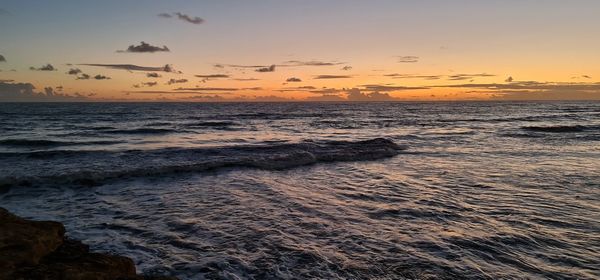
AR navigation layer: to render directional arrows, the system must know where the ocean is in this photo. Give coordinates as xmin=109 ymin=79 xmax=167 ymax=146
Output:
xmin=0 ymin=102 xmax=599 ymax=279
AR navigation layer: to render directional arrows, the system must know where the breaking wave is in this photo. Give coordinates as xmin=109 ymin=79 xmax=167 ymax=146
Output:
xmin=0 ymin=138 xmax=406 ymax=189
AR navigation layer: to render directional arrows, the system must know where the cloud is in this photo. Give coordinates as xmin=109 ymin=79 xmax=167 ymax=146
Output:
xmin=129 ymin=90 xmax=235 ymax=95
xmin=347 ymin=88 xmax=397 ymax=101
xmin=314 ymin=75 xmax=352 ymax=79
xmin=341 ymin=66 xmax=353 ymax=71
xmin=397 ymin=56 xmax=419 ymax=63
xmin=505 ymin=76 xmax=514 ymax=82
xmin=159 ymin=12 xmax=204 ymax=25
xmin=76 ymin=74 xmax=90 ymax=80
xmin=571 ymin=75 xmax=592 ymax=79
xmin=256 ymin=65 xmax=276 ymax=72
xmin=81 ymin=64 xmax=178 ymax=73
xmin=436 ymin=81 xmax=600 ymax=100
xmin=174 ymin=87 xmax=239 ymax=91
xmin=94 ymin=74 xmax=110 ymax=80
xmin=385 ymin=73 xmax=442 ymax=80
xmin=360 ymin=84 xmax=429 ymax=91
xmin=118 ymin=41 xmax=170 ymax=53
xmin=231 ymin=78 xmax=260 ymax=81
xmin=30 ymin=64 xmax=56 ymax=71
xmin=134 ymin=82 xmax=158 ymax=88
xmin=283 ymin=60 xmax=344 ymax=67
xmin=0 ymin=81 xmax=89 ymax=102
xmin=67 ymin=68 xmax=82 ymax=75
xmin=286 ymin=77 xmax=302 ymax=82
xmin=447 ymin=73 xmax=495 ymax=81
xmin=0 ymin=55 xmax=5 ymax=62
xmin=166 ymin=78 xmax=188 ymax=85
xmin=195 ymin=74 xmax=230 ymax=78
xmin=147 ymin=72 xmax=161 ymax=78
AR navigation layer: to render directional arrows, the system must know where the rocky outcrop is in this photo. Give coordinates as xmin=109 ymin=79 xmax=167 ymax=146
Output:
xmin=0 ymin=208 xmax=176 ymax=280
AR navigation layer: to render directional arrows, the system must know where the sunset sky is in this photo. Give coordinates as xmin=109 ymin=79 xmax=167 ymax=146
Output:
xmin=1 ymin=0 xmax=600 ymax=101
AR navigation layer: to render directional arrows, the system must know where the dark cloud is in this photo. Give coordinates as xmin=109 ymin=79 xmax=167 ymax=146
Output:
xmin=118 ymin=41 xmax=170 ymax=53
xmin=30 ymin=64 xmax=56 ymax=71
xmin=314 ymin=75 xmax=352 ymax=79
xmin=256 ymin=65 xmax=276 ymax=72
xmin=397 ymin=56 xmax=419 ymax=63
xmin=195 ymin=74 xmax=230 ymax=78
xmin=347 ymin=88 xmax=397 ymax=101
xmin=505 ymin=76 xmax=514 ymax=83
xmin=283 ymin=60 xmax=344 ymax=67
xmin=286 ymin=77 xmax=302 ymax=82
xmin=305 ymin=94 xmax=346 ymax=102
xmin=309 ymin=88 xmax=346 ymax=94
xmin=159 ymin=12 xmax=204 ymax=24
xmin=341 ymin=66 xmax=353 ymax=71
xmin=94 ymin=74 xmax=110 ymax=80
xmin=67 ymin=68 xmax=82 ymax=75
xmin=81 ymin=64 xmax=178 ymax=73
xmin=360 ymin=84 xmax=429 ymax=91
xmin=130 ymin=90 xmax=234 ymax=95
xmin=0 ymin=81 xmax=89 ymax=102
xmin=166 ymin=78 xmax=188 ymax=85
xmin=0 ymin=55 xmax=5 ymax=62
xmin=76 ymin=74 xmax=90 ymax=80
xmin=436 ymin=81 xmax=600 ymax=100
xmin=174 ymin=87 xmax=239 ymax=91
xmin=147 ymin=72 xmax=161 ymax=78
xmin=385 ymin=73 xmax=442 ymax=80
xmin=447 ymin=73 xmax=495 ymax=81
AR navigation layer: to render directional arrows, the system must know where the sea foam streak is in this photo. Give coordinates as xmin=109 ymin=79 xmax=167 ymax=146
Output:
xmin=0 ymin=138 xmax=405 ymax=189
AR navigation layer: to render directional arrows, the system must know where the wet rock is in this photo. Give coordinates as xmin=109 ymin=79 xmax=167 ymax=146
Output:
xmin=0 ymin=207 xmax=177 ymax=280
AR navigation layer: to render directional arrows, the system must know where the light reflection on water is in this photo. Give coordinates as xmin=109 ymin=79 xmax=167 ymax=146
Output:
xmin=1 ymin=102 xmax=599 ymax=279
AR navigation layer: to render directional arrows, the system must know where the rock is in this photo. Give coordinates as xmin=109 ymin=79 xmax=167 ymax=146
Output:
xmin=0 ymin=208 xmax=176 ymax=280
xmin=0 ymin=207 xmax=65 ymax=270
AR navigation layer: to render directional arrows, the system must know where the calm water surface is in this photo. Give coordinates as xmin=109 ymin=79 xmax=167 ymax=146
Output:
xmin=1 ymin=102 xmax=599 ymax=279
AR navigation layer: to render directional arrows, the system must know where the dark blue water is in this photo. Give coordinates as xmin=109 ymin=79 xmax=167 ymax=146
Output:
xmin=1 ymin=102 xmax=599 ymax=279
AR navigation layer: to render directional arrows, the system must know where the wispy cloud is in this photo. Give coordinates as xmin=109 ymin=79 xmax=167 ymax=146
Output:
xmin=447 ymin=73 xmax=495 ymax=81
xmin=30 ymin=64 xmax=56 ymax=71
xmin=159 ymin=12 xmax=204 ymax=25
xmin=174 ymin=87 xmax=239 ymax=91
xmin=81 ymin=64 xmax=178 ymax=73
xmin=195 ymin=74 xmax=230 ymax=78
xmin=118 ymin=41 xmax=170 ymax=53
xmin=360 ymin=84 xmax=429 ymax=91
xmin=397 ymin=56 xmax=419 ymax=63
xmin=341 ymin=66 xmax=353 ymax=71
xmin=147 ymin=72 xmax=161 ymax=78
xmin=231 ymin=78 xmax=260 ymax=81
xmin=314 ymin=75 xmax=352 ymax=79
xmin=384 ymin=73 xmax=442 ymax=80
xmin=283 ymin=60 xmax=344 ymax=67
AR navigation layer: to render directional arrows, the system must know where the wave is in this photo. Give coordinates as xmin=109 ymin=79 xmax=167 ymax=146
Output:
xmin=103 ymin=128 xmax=183 ymax=135
xmin=521 ymin=125 xmax=588 ymax=133
xmin=0 ymin=139 xmax=123 ymax=148
xmin=0 ymin=138 xmax=406 ymax=189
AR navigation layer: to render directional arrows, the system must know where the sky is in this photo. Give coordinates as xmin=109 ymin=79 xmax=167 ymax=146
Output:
xmin=1 ymin=0 xmax=600 ymax=101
